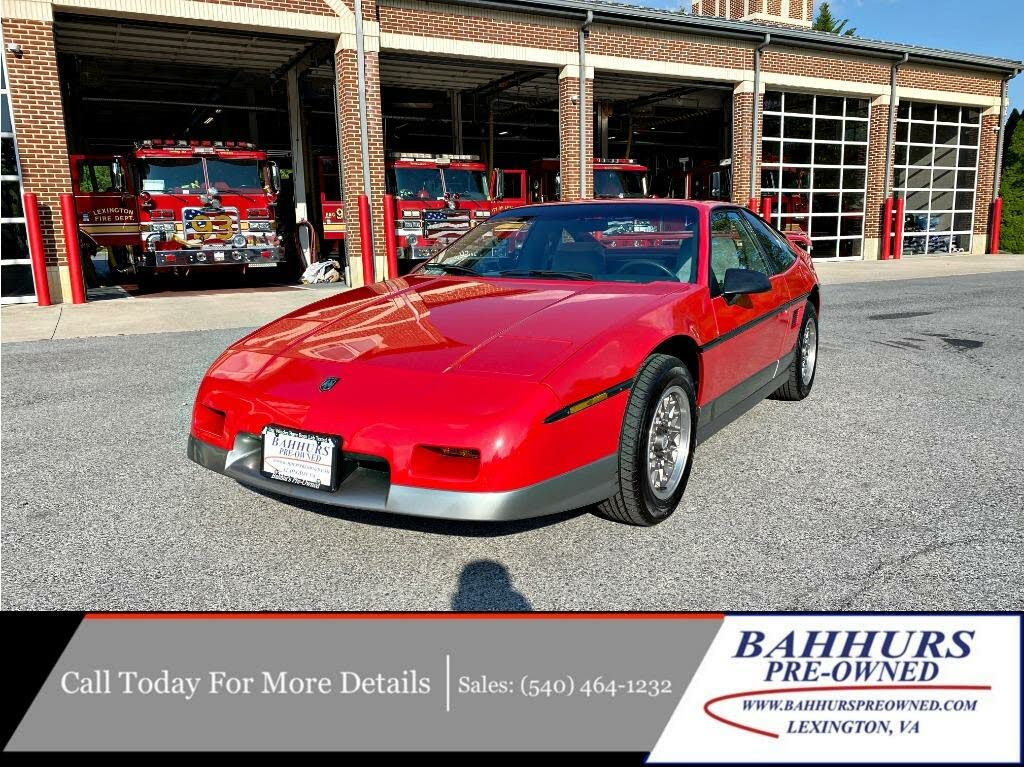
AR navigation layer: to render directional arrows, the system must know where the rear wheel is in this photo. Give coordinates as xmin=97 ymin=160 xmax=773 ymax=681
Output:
xmin=773 ymin=301 xmax=818 ymax=401
xmin=596 ymin=354 xmax=696 ymax=526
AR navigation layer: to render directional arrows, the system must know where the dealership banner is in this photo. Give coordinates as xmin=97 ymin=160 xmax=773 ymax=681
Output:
xmin=3 ymin=613 xmax=1020 ymax=760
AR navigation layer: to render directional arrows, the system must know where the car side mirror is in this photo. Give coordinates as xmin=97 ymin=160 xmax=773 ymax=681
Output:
xmin=710 ymin=171 xmax=722 ymax=200
xmin=268 ymin=162 xmax=281 ymax=195
xmin=493 ymin=169 xmax=505 ymax=200
xmin=722 ymin=267 xmax=770 ymax=304
xmin=111 ymin=159 xmax=125 ymax=193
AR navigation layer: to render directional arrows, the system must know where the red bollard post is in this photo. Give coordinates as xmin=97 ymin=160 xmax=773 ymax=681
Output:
xmin=22 ymin=193 xmax=52 ymax=307
xmin=357 ymin=194 xmax=375 ymax=286
xmin=59 ymin=193 xmax=86 ymax=304
xmin=747 ymin=197 xmax=758 ymax=213
xmin=382 ymin=193 xmax=398 ymax=279
xmin=760 ymin=195 xmax=772 ymax=223
xmin=892 ymin=196 xmax=906 ymax=260
xmin=989 ymin=197 xmax=1003 ymax=254
xmin=880 ymin=196 xmax=894 ymax=260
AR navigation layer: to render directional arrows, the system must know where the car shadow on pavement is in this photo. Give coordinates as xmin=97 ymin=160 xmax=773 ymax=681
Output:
xmin=249 ymin=488 xmax=587 ymax=537
xmin=451 ymin=560 xmax=533 ymax=611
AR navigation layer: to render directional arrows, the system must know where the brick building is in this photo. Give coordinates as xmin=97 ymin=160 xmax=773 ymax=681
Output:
xmin=1 ymin=0 xmax=1020 ymax=303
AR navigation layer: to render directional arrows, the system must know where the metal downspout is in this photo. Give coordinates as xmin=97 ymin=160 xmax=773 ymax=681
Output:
xmin=883 ymin=53 xmax=909 ymax=200
xmin=354 ymin=0 xmax=374 ymax=281
xmin=579 ymin=10 xmax=593 ymax=199
xmin=751 ymin=33 xmax=770 ymax=203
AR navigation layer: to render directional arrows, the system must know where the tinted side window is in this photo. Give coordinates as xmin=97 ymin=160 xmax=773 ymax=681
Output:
xmin=742 ymin=210 xmax=797 ymax=274
xmin=76 ymin=160 xmax=118 ymax=193
xmin=708 ymin=209 xmax=772 ymax=296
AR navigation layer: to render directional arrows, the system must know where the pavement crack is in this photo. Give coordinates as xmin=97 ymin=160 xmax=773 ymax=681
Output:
xmin=792 ymin=536 xmax=1023 ymax=610
xmin=49 ymin=306 xmax=64 ymax=341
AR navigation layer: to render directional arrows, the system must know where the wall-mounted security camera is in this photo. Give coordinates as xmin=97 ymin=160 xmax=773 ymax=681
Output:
xmin=569 ymin=94 xmax=579 ymax=105
xmin=6 ymin=42 xmax=24 ymax=58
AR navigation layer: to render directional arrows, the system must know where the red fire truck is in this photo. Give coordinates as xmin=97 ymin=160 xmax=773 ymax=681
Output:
xmin=316 ymin=153 xmax=528 ymax=270
xmin=527 ymin=157 xmax=650 ymax=202
xmin=71 ymin=139 xmax=285 ymax=282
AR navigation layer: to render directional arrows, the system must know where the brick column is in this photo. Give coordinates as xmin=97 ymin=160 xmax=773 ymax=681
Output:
xmin=863 ymin=95 xmax=892 ymax=261
xmin=973 ymin=110 xmax=1000 ymax=254
xmin=558 ymin=65 xmax=593 ymax=201
xmin=731 ymin=82 xmax=759 ymax=205
xmin=335 ymin=42 xmax=385 ymax=286
xmin=2 ymin=15 xmax=74 ymax=303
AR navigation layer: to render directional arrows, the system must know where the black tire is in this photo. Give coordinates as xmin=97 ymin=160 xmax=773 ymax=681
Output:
xmin=773 ymin=301 xmax=818 ymax=401
xmin=596 ymin=354 xmax=697 ymax=526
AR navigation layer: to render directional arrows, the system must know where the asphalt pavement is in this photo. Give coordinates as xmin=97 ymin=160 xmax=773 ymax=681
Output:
xmin=2 ymin=270 xmax=1022 ymax=610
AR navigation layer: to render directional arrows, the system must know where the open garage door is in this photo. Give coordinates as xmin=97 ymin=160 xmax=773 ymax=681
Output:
xmin=593 ymin=72 xmax=733 ymax=201
xmin=53 ymin=14 xmax=338 ymax=293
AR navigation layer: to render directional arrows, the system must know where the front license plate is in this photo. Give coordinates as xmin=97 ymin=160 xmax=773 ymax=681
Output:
xmin=261 ymin=426 xmax=339 ymax=491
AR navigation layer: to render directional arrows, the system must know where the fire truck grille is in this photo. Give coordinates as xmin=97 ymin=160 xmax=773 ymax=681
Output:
xmin=183 ymin=206 xmax=241 ymax=243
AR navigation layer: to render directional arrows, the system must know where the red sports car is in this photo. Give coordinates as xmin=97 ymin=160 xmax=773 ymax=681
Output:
xmin=188 ymin=201 xmax=819 ymax=526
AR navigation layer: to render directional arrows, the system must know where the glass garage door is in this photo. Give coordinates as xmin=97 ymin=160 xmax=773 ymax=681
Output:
xmin=894 ymin=101 xmax=981 ymax=255
xmin=1 ymin=51 xmax=35 ymax=304
xmin=761 ymin=90 xmax=871 ymax=260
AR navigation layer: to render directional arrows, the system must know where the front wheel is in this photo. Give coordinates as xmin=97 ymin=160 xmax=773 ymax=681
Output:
xmin=596 ymin=354 xmax=696 ymax=526
xmin=772 ymin=301 xmax=818 ymax=401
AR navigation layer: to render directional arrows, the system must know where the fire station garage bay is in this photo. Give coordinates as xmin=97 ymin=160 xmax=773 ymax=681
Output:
xmin=1 ymin=0 xmax=1019 ymax=303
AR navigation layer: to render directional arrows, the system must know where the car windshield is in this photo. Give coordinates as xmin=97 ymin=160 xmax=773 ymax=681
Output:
xmin=594 ymin=170 xmax=645 ymax=199
xmin=442 ymin=168 xmax=488 ymax=200
xmin=140 ymin=158 xmax=204 ymax=194
xmin=422 ymin=203 xmax=700 ymax=284
xmin=206 ymin=159 xmax=263 ymax=191
xmin=390 ymin=167 xmax=444 ymax=200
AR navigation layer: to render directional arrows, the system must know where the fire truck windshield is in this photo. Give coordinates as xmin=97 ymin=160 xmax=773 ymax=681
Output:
xmin=594 ymin=170 xmax=646 ymax=199
xmin=205 ymin=159 xmax=263 ymax=192
xmin=441 ymin=168 xmax=488 ymax=201
xmin=140 ymin=158 xmax=204 ymax=194
xmin=390 ymin=167 xmax=444 ymax=200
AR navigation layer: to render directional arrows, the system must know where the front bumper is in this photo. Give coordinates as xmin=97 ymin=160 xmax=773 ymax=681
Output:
xmin=140 ymin=247 xmax=285 ymax=268
xmin=188 ymin=433 xmax=616 ymax=522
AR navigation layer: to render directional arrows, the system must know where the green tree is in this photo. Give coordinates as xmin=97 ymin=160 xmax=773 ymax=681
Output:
xmin=813 ymin=2 xmax=857 ymax=36
xmin=1003 ymin=108 xmax=1020 ymax=172
xmin=999 ymin=115 xmax=1024 ymax=253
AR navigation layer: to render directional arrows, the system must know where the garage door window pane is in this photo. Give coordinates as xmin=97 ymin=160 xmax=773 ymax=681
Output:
xmin=1 ymin=137 xmax=16 ymax=175
xmin=761 ymin=91 xmax=870 ymax=260
xmin=1 ymin=262 xmax=35 ymax=299
xmin=786 ymin=92 xmax=814 ymax=114
xmin=2 ymin=179 xmax=23 ymax=217
xmin=763 ymin=114 xmax=781 ymax=138
xmin=895 ymin=100 xmax=981 ymax=254
xmin=1 ymin=220 xmax=28 ymax=257
xmin=764 ymin=91 xmax=782 ymax=112
xmin=844 ymin=121 xmax=868 ymax=143
xmin=815 ymin=119 xmax=842 ymax=142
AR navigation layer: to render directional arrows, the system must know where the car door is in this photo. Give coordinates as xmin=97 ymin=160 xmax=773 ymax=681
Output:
xmin=701 ymin=207 xmax=792 ymax=413
xmin=740 ymin=208 xmax=814 ymax=360
xmin=69 ymin=154 xmax=138 ymax=248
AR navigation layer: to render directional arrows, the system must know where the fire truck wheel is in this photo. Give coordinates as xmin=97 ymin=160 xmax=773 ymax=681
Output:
xmin=135 ymin=270 xmax=160 ymax=294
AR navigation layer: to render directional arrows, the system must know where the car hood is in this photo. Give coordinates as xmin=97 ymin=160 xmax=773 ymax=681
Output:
xmin=222 ymin=274 xmax=680 ymax=381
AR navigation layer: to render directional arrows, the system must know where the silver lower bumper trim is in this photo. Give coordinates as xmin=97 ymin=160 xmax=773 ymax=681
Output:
xmin=187 ymin=434 xmax=617 ymax=522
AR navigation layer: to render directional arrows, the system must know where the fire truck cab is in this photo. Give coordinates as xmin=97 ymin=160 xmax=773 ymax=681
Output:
xmin=527 ymin=158 xmax=650 ymax=203
xmin=71 ymin=139 xmax=285 ymax=280
xmin=316 ymin=153 xmax=529 ymax=273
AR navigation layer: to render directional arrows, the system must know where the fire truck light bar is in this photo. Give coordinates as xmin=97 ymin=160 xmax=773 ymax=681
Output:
xmin=387 ymin=152 xmax=480 ymax=162
xmin=139 ymin=139 xmax=256 ymax=149
xmin=595 ymin=158 xmax=637 ymax=164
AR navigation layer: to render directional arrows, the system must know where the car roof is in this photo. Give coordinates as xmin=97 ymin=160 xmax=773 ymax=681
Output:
xmin=495 ymin=199 xmax=726 ymax=216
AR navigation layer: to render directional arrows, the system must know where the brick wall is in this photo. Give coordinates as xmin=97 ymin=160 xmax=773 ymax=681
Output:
xmin=731 ymin=91 xmax=757 ymax=205
xmin=1 ymin=17 xmax=71 ymax=272
xmin=558 ymin=75 xmax=593 ymax=201
xmin=202 ymin=0 xmax=337 ymax=15
xmin=335 ymin=46 xmax=387 ymax=285
xmin=864 ymin=101 xmax=891 ymax=249
xmin=974 ymin=112 xmax=998 ymax=239
xmin=900 ymin=67 xmax=1002 ymax=98
xmin=763 ymin=48 xmax=889 ymax=85
xmin=588 ymin=27 xmax=752 ymax=70
xmin=379 ymin=2 xmax=576 ymax=50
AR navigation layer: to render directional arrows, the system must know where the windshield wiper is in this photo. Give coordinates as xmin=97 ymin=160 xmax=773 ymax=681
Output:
xmin=423 ymin=262 xmax=480 ymax=276
xmin=498 ymin=269 xmax=594 ymax=281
